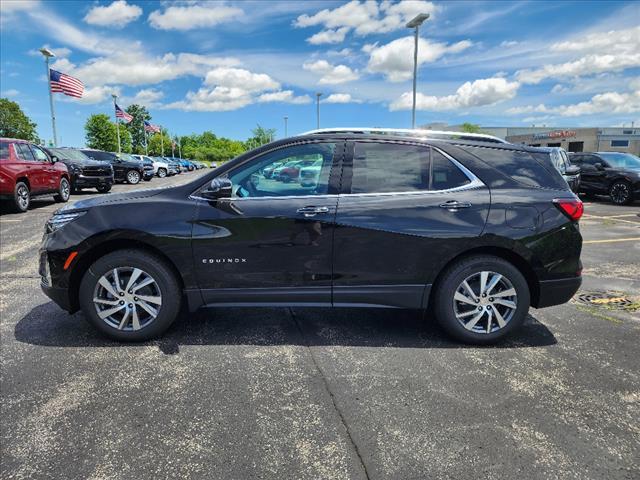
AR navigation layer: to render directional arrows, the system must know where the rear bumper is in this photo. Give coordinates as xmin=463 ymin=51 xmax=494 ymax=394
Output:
xmin=534 ymin=276 xmax=582 ymax=308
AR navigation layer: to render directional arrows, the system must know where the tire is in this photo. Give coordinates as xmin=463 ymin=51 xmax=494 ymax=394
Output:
xmin=78 ymin=249 xmax=182 ymax=342
xmin=609 ymin=180 xmax=633 ymax=205
xmin=54 ymin=177 xmax=70 ymax=203
xmin=157 ymin=168 xmax=167 ymax=178
xmin=96 ymin=184 xmax=111 ymax=194
xmin=432 ymin=255 xmax=530 ymax=345
xmin=13 ymin=181 xmax=30 ymax=213
xmin=126 ymin=170 xmax=141 ymax=185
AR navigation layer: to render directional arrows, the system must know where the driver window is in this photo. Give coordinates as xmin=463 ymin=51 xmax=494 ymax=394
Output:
xmin=228 ymin=143 xmax=336 ymax=198
xmin=31 ymin=146 xmax=50 ymax=162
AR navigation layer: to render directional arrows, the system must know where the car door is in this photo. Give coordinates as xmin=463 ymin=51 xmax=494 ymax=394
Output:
xmin=332 ymin=141 xmax=491 ymax=309
xmin=579 ymin=154 xmax=608 ymax=193
xmin=191 ymin=141 xmax=342 ymax=306
xmin=14 ymin=142 xmax=47 ymax=193
xmin=30 ymin=145 xmax=57 ymax=191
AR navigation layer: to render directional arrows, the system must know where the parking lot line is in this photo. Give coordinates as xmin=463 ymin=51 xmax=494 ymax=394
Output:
xmin=583 ymin=237 xmax=640 ymax=244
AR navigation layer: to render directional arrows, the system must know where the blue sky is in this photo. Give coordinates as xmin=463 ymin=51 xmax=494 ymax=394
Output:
xmin=1 ymin=0 xmax=638 ymax=146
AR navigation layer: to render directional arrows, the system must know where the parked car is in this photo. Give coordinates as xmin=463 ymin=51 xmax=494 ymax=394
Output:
xmin=299 ymin=159 xmax=323 ymax=187
xmin=262 ymin=161 xmax=283 ymax=178
xmin=525 ymin=146 xmax=581 ymax=193
xmin=80 ymin=149 xmax=144 ymax=185
xmin=210 ymin=162 xmax=218 ymax=169
xmin=133 ymin=155 xmax=171 ymax=178
xmin=1 ymin=138 xmax=71 ymax=212
xmin=45 ymin=147 xmax=113 ymax=193
xmin=163 ymin=157 xmax=183 ymax=174
xmin=153 ymin=156 xmax=178 ymax=176
xmin=40 ymin=129 xmax=583 ymax=344
xmin=569 ymin=152 xmax=640 ymax=205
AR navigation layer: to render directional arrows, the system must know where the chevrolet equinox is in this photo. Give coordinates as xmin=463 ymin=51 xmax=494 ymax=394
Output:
xmin=40 ymin=129 xmax=583 ymax=344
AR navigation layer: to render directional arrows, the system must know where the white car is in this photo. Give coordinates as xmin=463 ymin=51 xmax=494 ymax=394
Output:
xmin=299 ymin=159 xmax=323 ymax=187
xmin=133 ymin=155 xmax=170 ymax=178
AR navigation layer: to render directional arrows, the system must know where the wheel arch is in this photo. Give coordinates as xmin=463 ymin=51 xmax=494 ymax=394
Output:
xmin=427 ymin=246 xmax=540 ymax=310
xmin=67 ymin=238 xmax=185 ymax=312
xmin=16 ymin=176 xmax=30 ymax=189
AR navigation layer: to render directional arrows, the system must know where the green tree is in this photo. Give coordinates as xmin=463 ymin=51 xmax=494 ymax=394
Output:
xmin=147 ymin=131 xmax=172 ymax=156
xmin=245 ymin=124 xmax=276 ymax=149
xmin=85 ymin=114 xmax=117 ymax=151
xmin=460 ymin=122 xmax=481 ymax=133
xmin=0 ymin=98 xmax=39 ymax=141
xmin=124 ymin=104 xmax=151 ymax=154
xmin=118 ymin=123 xmax=132 ymax=153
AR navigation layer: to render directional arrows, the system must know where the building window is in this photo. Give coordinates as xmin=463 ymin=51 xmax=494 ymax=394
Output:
xmin=622 ymin=130 xmax=633 ymax=135
xmin=611 ymin=140 xmax=629 ymax=147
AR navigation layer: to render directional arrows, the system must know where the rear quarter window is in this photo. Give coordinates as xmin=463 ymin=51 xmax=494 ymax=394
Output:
xmin=0 ymin=142 xmax=9 ymax=160
xmin=467 ymin=146 xmax=564 ymax=189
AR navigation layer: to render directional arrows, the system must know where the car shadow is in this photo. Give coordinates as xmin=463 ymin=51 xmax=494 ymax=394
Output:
xmin=14 ymin=302 xmax=557 ymax=352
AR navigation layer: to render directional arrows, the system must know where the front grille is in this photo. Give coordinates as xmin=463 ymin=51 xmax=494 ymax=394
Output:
xmin=83 ymin=166 xmax=111 ymax=177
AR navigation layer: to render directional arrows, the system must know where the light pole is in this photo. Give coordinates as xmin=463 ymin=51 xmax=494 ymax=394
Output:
xmin=284 ymin=116 xmax=288 ymax=137
xmin=315 ymin=93 xmax=322 ymax=129
xmin=39 ymin=48 xmax=57 ymax=146
xmin=112 ymin=94 xmax=121 ymax=154
xmin=406 ymin=13 xmax=430 ymax=129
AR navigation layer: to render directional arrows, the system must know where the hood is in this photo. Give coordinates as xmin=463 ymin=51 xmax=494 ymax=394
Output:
xmin=58 ymin=188 xmax=164 ymax=213
xmin=62 ymin=158 xmax=111 ymax=168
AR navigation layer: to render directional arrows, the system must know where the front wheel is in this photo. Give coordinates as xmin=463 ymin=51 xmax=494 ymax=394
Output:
xmin=96 ymin=184 xmax=111 ymax=194
xmin=609 ymin=180 xmax=633 ymax=205
xmin=54 ymin=177 xmax=70 ymax=202
xmin=126 ymin=170 xmax=141 ymax=185
xmin=157 ymin=168 xmax=167 ymax=178
xmin=78 ymin=249 xmax=182 ymax=341
xmin=432 ymin=255 xmax=530 ymax=344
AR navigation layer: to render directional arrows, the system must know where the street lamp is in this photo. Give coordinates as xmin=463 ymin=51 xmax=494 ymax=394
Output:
xmin=284 ymin=116 xmax=288 ymax=137
xmin=315 ymin=93 xmax=322 ymax=129
xmin=406 ymin=13 xmax=430 ymax=129
xmin=111 ymin=93 xmax=121 ymax=154
xmin=39 ymin=48 xmax=57 ymax=146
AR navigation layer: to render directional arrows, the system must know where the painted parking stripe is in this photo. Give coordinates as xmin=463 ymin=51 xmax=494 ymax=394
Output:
xmin=583 ymin=237 xmax=640 ymax=244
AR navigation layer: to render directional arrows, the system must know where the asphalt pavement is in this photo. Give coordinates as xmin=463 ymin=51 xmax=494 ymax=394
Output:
xmin=1 ymin=173 xmax=638 ymax=480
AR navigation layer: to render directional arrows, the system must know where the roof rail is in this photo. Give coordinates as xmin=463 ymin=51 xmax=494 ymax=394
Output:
xmin=300 ymin=127 xmax=508 ymax=144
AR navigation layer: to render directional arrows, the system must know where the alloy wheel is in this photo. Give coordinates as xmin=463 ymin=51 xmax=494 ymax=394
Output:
xmin=92 ymin=267 xmax=162 ymax=331
xmin=610 ymin=182 xmax=630 ymax=205
xmin=158 ymin=168 xmax=167 ymax=178
xmin=60 ymin=178 xmax=70 ymax=200
xmin=127 ymin=171 xmax=140 ymax=184
xmin=452 ymin=271 xmax=517 ymax=334
xmin=17 ymin=185 xmax=29 ymax=210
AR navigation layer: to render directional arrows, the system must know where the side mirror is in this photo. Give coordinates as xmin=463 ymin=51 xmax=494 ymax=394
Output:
xmin=50 ymin=155 xmax=59 ymax=163
xmin=565 ymin=165 xmax=580 ymax=175
xmin=594 ymin=162 xmax=604 ymax=171
xmin=201 ymin=177 xmax=233 ymax=200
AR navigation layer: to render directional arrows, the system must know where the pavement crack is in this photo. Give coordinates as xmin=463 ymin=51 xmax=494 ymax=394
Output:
xmin=288 ymin=307 xmax=371 ymax=480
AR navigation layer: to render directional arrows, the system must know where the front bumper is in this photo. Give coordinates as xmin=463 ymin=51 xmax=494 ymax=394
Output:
xmin=535 ymin=276 xmax=582 ymax=308
xmin=39 ymin=249 xmax=74 ymax=312
xmin=73 ymin=173 xmax=113 ymax=188
xmin=143 ymin=169 xmax=154 ymax=180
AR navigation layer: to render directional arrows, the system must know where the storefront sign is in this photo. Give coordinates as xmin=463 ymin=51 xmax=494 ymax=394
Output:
xmin=533 ymin=130 xmax=577 ymax=140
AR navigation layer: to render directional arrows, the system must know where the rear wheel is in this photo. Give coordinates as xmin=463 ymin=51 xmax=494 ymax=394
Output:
xmin=609 ymin=180 xmax=633 ymax=205
xmin=13 ymin=181 xmax=30 ymax=212
xmin=433 ymin=255 xmax=530 ymax=344
xmin=157 ymin=168 xmax=167 ymax=178
xmin=54 ymin=177 xmax=70 ymax=202
xmin=79 ymin=249 xmax=181 ymax=341
xmin=126 ymin=170 xmax=141 ymax=184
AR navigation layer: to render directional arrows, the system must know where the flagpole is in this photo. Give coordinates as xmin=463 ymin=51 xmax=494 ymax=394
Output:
xmin=40 ymin=49 xmax=58 ymax=147
xmin=177 ymin=137 xmax=182 ymax=159
xmin=143 ymin=127 xmax=148 ymax=156
xmin=160 ymin=127 xmax=164 ymax=157
xmin=112 ymin=94 xmax=121 ymax=154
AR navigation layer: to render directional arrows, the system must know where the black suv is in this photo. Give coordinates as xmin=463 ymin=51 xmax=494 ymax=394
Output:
xmin=40 ymin=130 xmax=583 ymax=344
xmin=45 ymin=147 xmax=113 ymax=193
xmin=80 ymin=149 xmax=144 ymax=185
xmin=569 ymin=152 xmax=640 ymax=205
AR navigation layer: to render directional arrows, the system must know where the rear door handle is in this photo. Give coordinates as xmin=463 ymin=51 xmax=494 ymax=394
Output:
xmin=296 ymin=206 xmax=330 ymax=217
xmin=439 ymin=200 xmax=472 ymax=210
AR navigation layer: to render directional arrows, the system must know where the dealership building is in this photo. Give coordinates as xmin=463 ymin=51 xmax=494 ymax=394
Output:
xmin=422 ymin=124 xmax=640 ymax=155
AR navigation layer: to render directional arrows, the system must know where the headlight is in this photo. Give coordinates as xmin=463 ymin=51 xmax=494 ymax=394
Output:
xmin=46 ymin=211 xmax=86 ymax=233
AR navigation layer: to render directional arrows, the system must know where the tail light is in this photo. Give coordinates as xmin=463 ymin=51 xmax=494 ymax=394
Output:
xmin=554 ymin=198 xmax=583 ymax=221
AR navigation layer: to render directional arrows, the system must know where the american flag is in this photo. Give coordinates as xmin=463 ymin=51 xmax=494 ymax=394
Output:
xmin=115 ymin=104 xmax=133 ymax=123
xmin=144 ymin=121 xmax=160 ymax=133
xmin=49 ymin=69 xmax=84 ymax=98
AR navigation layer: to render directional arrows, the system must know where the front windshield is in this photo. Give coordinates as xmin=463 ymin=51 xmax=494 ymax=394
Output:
xmin=598 ymin=152 xmax=640 ymax=169
xmin=49 ymin=148 xmax=91 ymax=162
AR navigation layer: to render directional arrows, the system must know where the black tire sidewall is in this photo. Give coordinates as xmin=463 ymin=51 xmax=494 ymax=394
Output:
xmin=79 ymin=250 xmax=181 ymax=341
xmin=14 ymin=181 xmax=29 ymax=212
xmin=97 ymin=185 xmax=111 ymax=193
xmin=433 ymin=255 xmax=530 ymax=344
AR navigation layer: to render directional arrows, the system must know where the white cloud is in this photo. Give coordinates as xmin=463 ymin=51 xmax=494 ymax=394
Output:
xmin=324 ymin=93 xmax=360 ymax=104
xmin=0 ymin=0 xmax=40 ymax=12
xmin=72 ymin=85 xmax=121 ymax=105
xmin=390 ymin=77 xmax=520 ymax=111
xmin=258 ymin=90 xmax=311 ymax=104
xmin=148 ymin=2 xmax=242 ymax=31
xmin=84 ymin=1 xmax=142 ymax=28
xmin=551 ymin=26 xmax=639 ymax=53
xmin=500 ymin=40 xmax=519 ymax=47
xmin=508 ymin=89 xmax=640 ymax=117
xmin=205 ymin=67 xmax=280 ymax=92
xmin=302 ymin=60 xmax=359 ymax=84
xmin=121 ymin=88 xmax=164 ymax=108
xmin=166 ymin=87 xmax=253 ymax=112
xmin=2 ymin=89 xmax=20 ymax=98
xmin=294 ymin=0 xmax=438 ymax=44
xmin=52 ymin=52 xmax=239 ymax=87
xmin=367 ymin=36 xmax=473 ymax=82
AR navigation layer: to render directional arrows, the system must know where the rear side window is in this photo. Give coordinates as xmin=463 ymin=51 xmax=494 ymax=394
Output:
xmin=467 ymin=146 xmax=561 ymax=189
xmin=0 ymin=142 xmax=9 ymax=160
xmin=431 ymin=150 xmax=471 ymax=190
xmin=15 ymin=143 xmax=36 ymax=161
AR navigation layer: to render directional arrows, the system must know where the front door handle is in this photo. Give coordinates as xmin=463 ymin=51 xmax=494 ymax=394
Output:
xmin=297 ymin=206 xmax=330 ymax=217
xmin=439 ymin=200 xmax=472 ymax=210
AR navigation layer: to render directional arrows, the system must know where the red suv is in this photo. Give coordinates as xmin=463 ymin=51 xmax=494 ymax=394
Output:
xmin=0 ymin=138 xmax=71 ymax=212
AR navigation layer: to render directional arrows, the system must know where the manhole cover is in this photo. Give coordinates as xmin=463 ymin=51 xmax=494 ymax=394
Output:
xmin=575 ymin=291 xmax=640 ymax=312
